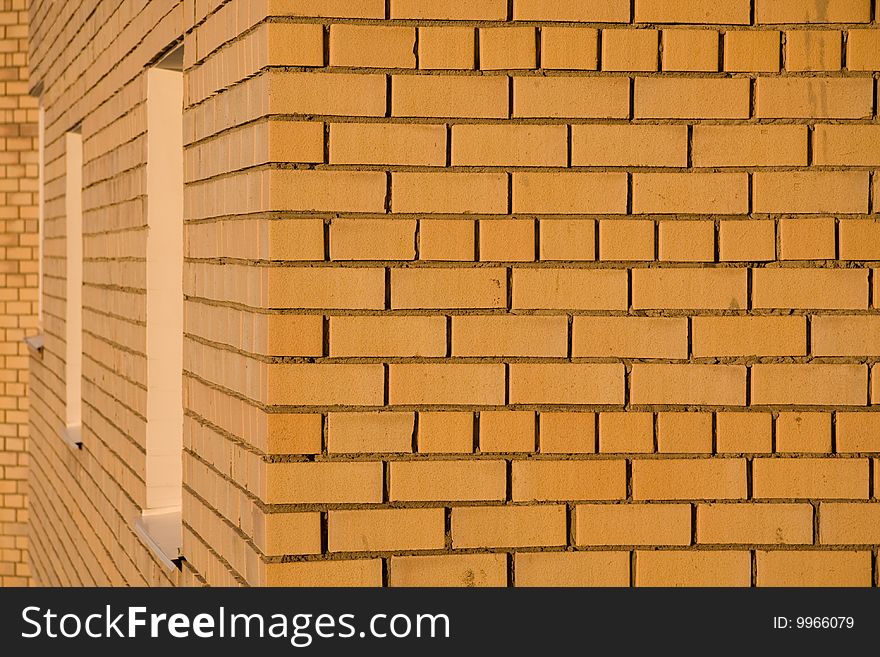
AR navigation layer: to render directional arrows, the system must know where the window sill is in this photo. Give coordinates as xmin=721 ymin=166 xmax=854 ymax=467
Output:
xmin=61 ymin=424 xmax=83 ymax=449
xmin=134 ymin=507 xmax=182 ymax=571
xmin=23 ymin=334 xmax=44 ymax=359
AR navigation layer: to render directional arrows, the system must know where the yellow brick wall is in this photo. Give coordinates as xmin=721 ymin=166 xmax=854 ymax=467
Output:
xmin=19 ymin=0 xmax=880 ymax=587
xmin=0 ymin=0 xmax=36 ymax=587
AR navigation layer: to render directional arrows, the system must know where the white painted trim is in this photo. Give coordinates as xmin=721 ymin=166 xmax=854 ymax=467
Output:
xmin=61 ymin=424 xmax=82 ymax=449
xmin=134 ymin=507 xmax=182 ymax=571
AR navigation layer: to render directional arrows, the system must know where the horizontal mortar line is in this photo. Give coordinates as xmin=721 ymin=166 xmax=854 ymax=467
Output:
xmin=266 ymin=64 xmax=876 ymax=79
xmin=257 ymin=16 xmax=880 ymax=29
xmin=250 ymin=114 xmax=880 ymax=126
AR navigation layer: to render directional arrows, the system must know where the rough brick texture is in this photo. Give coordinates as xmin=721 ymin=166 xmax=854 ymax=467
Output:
xmin=0 ymin=0 xmax=35 ymax=587
xmin=12 ymin=0 xmax=880 ymax=589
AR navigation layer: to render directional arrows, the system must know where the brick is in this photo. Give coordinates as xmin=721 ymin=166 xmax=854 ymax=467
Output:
xmin=633 ymin=173 xmax=748 ymax=214
xmin=330 ymin=316 xmax=446 ymax=357
xmin=840 ymin=219 xmax=880 ymax=260
xmin=757 ymin=551 xmax=871 ymax=587
xmin=513 ymin=268 xmax=628 ymax=310
xmin=599 ymin=219 xmax=654 ymax=261
xmin=330 ymin=123 xmax=446 ymax=166
xmin=388 ymin=364 xmax=505 ymax=405
xmin=330 ymin=25 xmax=415 ymax=68
xmin=692 ymin=125 xmax=807 ymax=167
xmin=599 ymin=412 xmax=654 ymax=453
xmin=539 ymin=412 xmax=596 ymax=454
xmin=691 ymin=316 xmax=807 ymax=357
xmin=836 ymin=412 xmax=880 ymax=453
xmin=392 ymin=172 xmax=507 ymax=214
xmin=633 ymin=458 xmax=747 ymax=500
xmin=601 ymin=29 xmax=659 ymax=71
xmin=266 ymin=314 xmax=324 ymax=356
xmin=266 ymin=560 xmax=382 ymax=587
xmin=514 ymin=172 xmax=628 ymax=214
xmin=659 ymin=221 xmax=714 ymax=262
xmin=662 ymin=29 xmax=718 ymax=71
xmin=330 ymin=219 xmax=416 ymax=260
xmin=724 ymin=30 xmax=780 ymax=72
xmin=716 ymin=412 xmax=773 ymax=454
xmin=452 ymin=505 xmax=567 ymax=548
xmin=631 ymin=364 xmax=746 ymax=406
xmin=786 ymin=30 xmax=841 ymax=71
xmin=573 ymin=316 xmax=688 ymax=359
xmin=515 ymin=552 xmax=630 ymax=587
xmin=813 ymin=316 xmax=880 ymax=357
xmin=636 ymin=0 xmax=750 ymax=23
xmin=814 ymin=125 xmax=880 ymax=166
xmin=266 ymin=121 xmax=324 ymax=164
xmin=265 ymin=462 xmax=383 ymax=504
xmin=270 ymin=170 xmax=386 ymax=213
xmin=635 ymin=78 xmax=749 ymax=119
xmin=539 ymin=219 xmax=596 ymax=261
xmin=391 ymin=267 xmax=507 ymax=309
xmin=267 ymin=218 xmax=325 ymax=259
xmin=636 ymin=551 xmax=751 ymax=587
xmin=509 ymin=364 xmax=625 ymax=405
xmin=751 ymin=364 xmax=868 ymax=406
xmin=329 ymin=508 xmax=444 ymax=552
xmin=277 ymin=1 xmax=385 ymax=18
xmin=269 ymin=72 xmax=386 ymax=116
xmin=267 ymin=364 xmax=384 ymax=405
xmin=254 ymin=512 xmax=321 ymax=556
xmin=327 ymin=412 xmax=414 ymax=454
xmin=719 ymin=221 xmax=776 ymax=262
xmin=392 ymin=75 xmax=508 ymax=118
xmin=753 ymin=458 xmax=869 ymax=499
xmin=418 ymin=412 xmax=473 ymax=453
xmin=755 ymin=0 xmax=871 ymax=23
xmin=513 ymin=0 xmax=631 ymax=21
xmin=776 ymin=412 xmax=832 ymax=454
xmin=479 ymin=27 xmax=535 ymax=70
xmin=512 ymin=460 xmax=626 ymax=501
xmin=778 ymin=217 xmax=836 ymax=260
xmin=513 ymin=77 xmax=629 ymax=118
xmin=571 ymin=125 xmax=687 ymax=167
xmin=453 ymin=124 xmax=567 ymax=167
xmin=419 ymin=220 xmax=474 ymax=261
xmin=390 ymin=460 xmax=506 ymax=501
xmin=266 ymin=414 xmax=324 ymax=455
xmin=479 ymin=410 xmax=535 ymax=453
xmin=752 ymin=268 xmax=868 ymax=310
xmin=418 ymin=27 xmax=475 ymax=70
xmin=631 ymin=268 xmax=748 ymax=311
xmin=452 ymin=315 xmax=568 ymax=357
xmin=390 ymin=0 xmax=507 ymax=19
xmin=847 ymin=29 xmax=880 ymax=70
xmin=480 ymin=220 xmax=535 ymax=262
xmin=820 ymin=503 xmax=880 ymax=544
xmin=755 ymin=78 xmax=873 ymax=118
xmin=697 ymin=504 xmax=813 ymax=544
xmin=576 ymin=503 xmax=691 ymax=546
xmin=268 ymin=267 xmax=387 ymax=310
xmin=657 ymin=412 xmax=713 ymax=454
xmin=390 ymin=554 xmax=507 ymax=587
xmin=541 ymin=27 xmax=598 ymax=70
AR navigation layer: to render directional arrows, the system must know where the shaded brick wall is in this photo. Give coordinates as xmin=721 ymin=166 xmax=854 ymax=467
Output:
xmin=0 ymin=0 xmax=36 ymax=587
xmin=20 ymin=0 xmax=880 ymax=587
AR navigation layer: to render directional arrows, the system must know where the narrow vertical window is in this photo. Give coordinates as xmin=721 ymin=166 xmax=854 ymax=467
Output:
xmin=136 ymin=45 xmax=184 ymax=567
xmin=63 ymin=128 xmax=83 ymax=447
xmin=37 ymin=106 xmax=44 ymax=330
